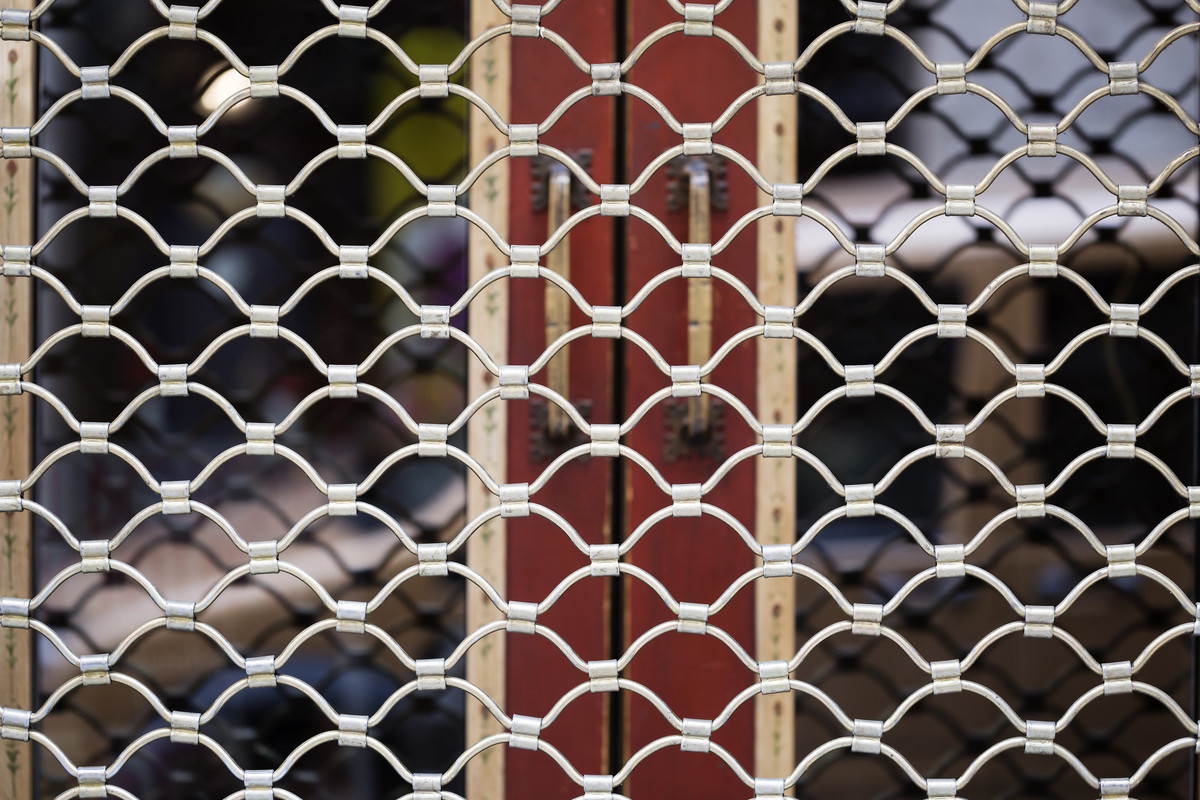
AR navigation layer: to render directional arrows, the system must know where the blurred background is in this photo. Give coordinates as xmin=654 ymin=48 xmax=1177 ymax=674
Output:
xmin=28 ymin=1 xmax=1199 ymax=798
xmin=788 ymin=1 xmax=1198 ymax=797
xmin=34 ymin=2 xmax=471 ymax=797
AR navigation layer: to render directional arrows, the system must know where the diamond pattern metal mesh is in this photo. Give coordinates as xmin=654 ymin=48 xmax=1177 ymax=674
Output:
xmin=0 ymin=1 xmax=1196 ymax=799
xmin=790 ymin=2 xmax=1198 ymax=797
xmin=21 ymin=3 xmax=471 ymax=798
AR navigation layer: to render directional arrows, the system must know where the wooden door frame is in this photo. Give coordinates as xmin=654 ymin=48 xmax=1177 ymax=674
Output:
xmin=1 ymin=2 xmax=36 ymax=796
xmin=467 ymin=1 xmax=798 ymax=794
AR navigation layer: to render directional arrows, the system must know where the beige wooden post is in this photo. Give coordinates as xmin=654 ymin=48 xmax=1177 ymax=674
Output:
xmin=755 ymin=0 xmax=798 ymax=788
xmin=465 ymin=2 xmax=510 ymax=798
xmin=0 ymin=2 xmax=35 ymax=798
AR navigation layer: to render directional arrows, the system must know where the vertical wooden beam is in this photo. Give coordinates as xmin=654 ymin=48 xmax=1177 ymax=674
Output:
xmin=466 ymin=3 xmax=511 ymax=797
xmin=754 ymin=0 xmax=797 ymax=788
xmin=0 ymin=2 xmax=35 ymax=798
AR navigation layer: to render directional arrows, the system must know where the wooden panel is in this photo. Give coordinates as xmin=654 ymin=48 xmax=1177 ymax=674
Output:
xmin=621 ymin=4 xmax=761 ymax=796
xmin=466 ymin=2 xmax=512 ymax=798
xmin=754 ymin=0 xmax=797 ymax=788
xmin=507 ymin=4 xmax=618 ymax=797
xmin=0 ymin=2 xmax=35 ymax=798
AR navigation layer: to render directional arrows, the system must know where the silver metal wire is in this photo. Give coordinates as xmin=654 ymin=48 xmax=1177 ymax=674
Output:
xmin=1 ymin=0 xmax=1198 ymax=798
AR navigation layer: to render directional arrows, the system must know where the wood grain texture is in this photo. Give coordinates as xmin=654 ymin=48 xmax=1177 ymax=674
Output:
xmin=754 ymin=0 xmax=797 ymax=789
xmin=466 ymin=3 xmax=512 ymax=797
xmin=0 ymin=2 xmax=34 ymax=797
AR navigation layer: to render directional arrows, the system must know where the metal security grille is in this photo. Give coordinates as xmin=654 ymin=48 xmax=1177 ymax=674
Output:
xmin=787 ymin=3 xmax=1199 ymax=798
xmin=6 ymin=3 xmax=476 ymax=798
xmin=0 ymin=2 xmax=1197 ymax=800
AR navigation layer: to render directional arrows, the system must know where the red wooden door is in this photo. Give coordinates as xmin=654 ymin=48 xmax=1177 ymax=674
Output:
xmin=507 ymin=3 xmax=618 ymax=796
xmin=620 ymin=4 xmax=761 ymax=797
xmin=505 ymin=2 xmax=775 ymax=795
